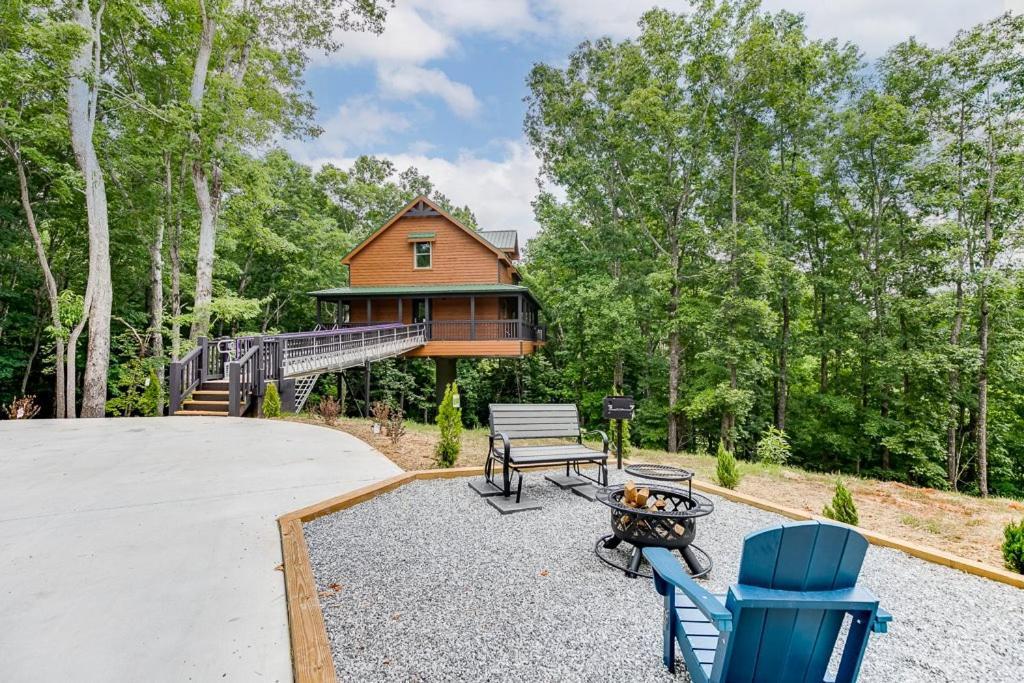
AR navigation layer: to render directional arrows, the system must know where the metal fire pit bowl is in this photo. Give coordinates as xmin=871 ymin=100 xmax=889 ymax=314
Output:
xmin=595 ymin=484 xmax=713 ymax=579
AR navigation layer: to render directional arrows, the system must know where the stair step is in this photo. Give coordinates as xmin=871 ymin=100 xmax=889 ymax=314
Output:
xmin=183 ymin=399 xmax=229 ymax=410
xmin=200 ymin=380 xmax=229 ymax=390
xmin=192 ymin=390 xmax=229 ymax=400
xmin=174 ymin=409 xmax=229 ymax=416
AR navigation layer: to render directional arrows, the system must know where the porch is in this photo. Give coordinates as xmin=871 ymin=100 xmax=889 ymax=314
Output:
xmin=310 ymin=284 xmax=546 ymax=350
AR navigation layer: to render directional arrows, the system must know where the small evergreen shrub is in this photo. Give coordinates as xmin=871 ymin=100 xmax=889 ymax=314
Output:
xmin=434 ymin=382 xmax=462 ymax=467
xmin=716 ymin=441 xmax=741 ymax=489
xmin=756 ymin=426 xmax=790 ymax=465
xmin=1003 ymin=518 xmax=1024 ymax=574
xmin=140 ymin=368 xmax=164 ymax=417
xmin=823 ymin=478 xmax=859 ymax=526
xmin=262 ymin=382 xmax=281 ymax=418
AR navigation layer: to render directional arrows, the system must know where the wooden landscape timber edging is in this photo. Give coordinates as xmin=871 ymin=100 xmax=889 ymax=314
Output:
xmin=688 ymin=478 xmax=1024 ymax=590
xmin=277 ymin=467 xmax=485 ymax=683
xmin=278 ymin=462 xmax=1023 ymax=682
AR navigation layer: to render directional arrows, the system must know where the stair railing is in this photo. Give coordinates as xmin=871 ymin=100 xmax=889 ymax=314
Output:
xmin=168 ymin=338 xmax=207 ymax=414
xmin=228 ymin=338 xmax=262 ymax=417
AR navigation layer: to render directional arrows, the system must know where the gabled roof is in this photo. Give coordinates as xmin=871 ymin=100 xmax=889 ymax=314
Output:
xmin=479 ymin=230 xmax=519 ymax=253
xmin=340 ymin=195 xmax=514 ymax=267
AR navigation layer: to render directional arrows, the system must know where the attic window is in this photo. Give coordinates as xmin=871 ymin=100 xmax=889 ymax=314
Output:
xmin=414 ymin=241 xmax=432 ymax=269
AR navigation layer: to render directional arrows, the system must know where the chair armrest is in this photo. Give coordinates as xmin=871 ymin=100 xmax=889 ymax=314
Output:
xmin=644 ymin=547 xmax=733 ymax=632
xmin=581 ymin=429 xmax=609 ymax=454
xmin=728 ymin=584 xmax=886 ymax=613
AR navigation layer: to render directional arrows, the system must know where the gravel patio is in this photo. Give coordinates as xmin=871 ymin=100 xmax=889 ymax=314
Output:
xmin=304 ymin=471 xmax=1024 ymax=682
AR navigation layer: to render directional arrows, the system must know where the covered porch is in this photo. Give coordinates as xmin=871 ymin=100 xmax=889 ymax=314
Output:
xmin=309 ymin=284 xmax=545 ymax=345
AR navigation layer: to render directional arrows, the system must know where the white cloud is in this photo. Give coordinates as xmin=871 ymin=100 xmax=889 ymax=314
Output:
xmin=316 ymin=5 xmax=453 ymax=66
xmin=287 ymin=96 xmax=411 ymax=162
xmin=378 ymin=64 xmax=481 ymax=118
xmin=306 ymin=139 xmax=543 ymax=239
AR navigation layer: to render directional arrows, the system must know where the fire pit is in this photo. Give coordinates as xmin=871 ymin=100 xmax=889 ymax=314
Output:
xmin=595 ymin=483 xmax=713 ymax=579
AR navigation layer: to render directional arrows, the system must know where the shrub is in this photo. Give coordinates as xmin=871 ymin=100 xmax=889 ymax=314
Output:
xmin=315 ymin=396 xmax=341 ymax=425
xmin=3 ymin=395 xmax=40 ymax=420
xmin=139 ymin=368 xmax=164 ymax=417
xmin=262 ymin=382 xmax=281 ymax=418
xmin=715 ymin=441 xmax=741 ymax=489
xmin=823 ymin=478 xmax=859 ymax=526
xmin=1003 ymin=518 xmax=1024 ymax=574
xmin=756 ymin=426 xmax=790 ymax=465
xmin=386 ymin=406 xmax=407 ymax=446
xmin=370 ymin=400 xmax=390 ymax=432
xmin=434 ymin=382 xmax=462 ymax=467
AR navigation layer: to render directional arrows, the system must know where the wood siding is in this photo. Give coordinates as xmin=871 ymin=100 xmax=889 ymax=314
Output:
xmin=348 ymin=215 xmax=514 ymax=286
xmin=348 ymin=296 xmax=509 ymax=324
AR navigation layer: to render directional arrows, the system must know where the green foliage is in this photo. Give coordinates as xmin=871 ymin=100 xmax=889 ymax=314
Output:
xmin=1002 ymin=519 xmax=1024 ymax=574
xmin=823 ymin=479 xmax=860 ymax=526
xmin=140 ymin=368 xmax=164 ymax=417
xmin=756 ymin=427 xmax=790 ymax=466
xmin=262 ymin=382 xmax=281 ymax=418
xmin=716 ymin=441 xmax=741 ymax=490
xmin=106 ymin=359 xmax=162 ymax=417
xmin=434 ymin=382 xmax=462 ymax=468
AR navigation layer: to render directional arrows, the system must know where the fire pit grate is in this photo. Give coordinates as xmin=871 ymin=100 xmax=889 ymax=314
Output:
xmin=595 ymin=483 xmax=713 ymax=579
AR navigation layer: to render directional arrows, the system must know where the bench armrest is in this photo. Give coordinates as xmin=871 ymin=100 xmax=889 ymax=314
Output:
xmin=490 ymin=432 xmax=512 ymax=461
xmin=580 ymin=429 xmax=609 ymax=454
xmin=644 ymin=547 xmax=733 ymax=632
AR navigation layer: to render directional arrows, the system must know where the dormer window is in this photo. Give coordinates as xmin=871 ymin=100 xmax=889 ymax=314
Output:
xmin=414 ymin=241 xmax=432 ymax=269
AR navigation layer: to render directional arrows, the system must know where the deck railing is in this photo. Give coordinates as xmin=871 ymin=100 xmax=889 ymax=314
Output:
xmin=168 ymin=319 xmax=544 ymax=416
xmin=333 ymin=319 xmax=545 ymax=342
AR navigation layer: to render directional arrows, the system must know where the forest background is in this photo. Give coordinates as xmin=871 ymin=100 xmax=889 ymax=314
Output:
xmin=2 ymin=0 xmax=1023 ymax=498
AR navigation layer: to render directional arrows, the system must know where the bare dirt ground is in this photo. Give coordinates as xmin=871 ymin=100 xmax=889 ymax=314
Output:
xmin=289 ymin=415 xmax=1023 ymax=568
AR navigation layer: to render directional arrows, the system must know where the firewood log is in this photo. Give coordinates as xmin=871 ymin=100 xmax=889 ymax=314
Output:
xmin=624 ymin=481 xmax=637 ymax=506
xmin=635 ymin=488 xmax=650 ymax=507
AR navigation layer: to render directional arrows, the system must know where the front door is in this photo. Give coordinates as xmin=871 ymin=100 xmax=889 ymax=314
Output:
xmin=412 ymin=299 xmax=430 ymax=323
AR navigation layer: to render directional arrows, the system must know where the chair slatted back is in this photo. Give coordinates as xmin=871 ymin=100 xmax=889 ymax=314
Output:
xmin=719 ymin=521 xmax=869 ymax=683
xmin=489 ymin=404 xmax=581 ymax=440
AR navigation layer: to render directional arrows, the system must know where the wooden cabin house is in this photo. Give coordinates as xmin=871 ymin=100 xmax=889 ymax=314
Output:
xmin=310 ymin=196 xmax=544 ymax=398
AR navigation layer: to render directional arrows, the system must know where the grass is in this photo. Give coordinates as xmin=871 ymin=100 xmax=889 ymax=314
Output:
xmin=289 ymin=413 xmax=1024 ymax=569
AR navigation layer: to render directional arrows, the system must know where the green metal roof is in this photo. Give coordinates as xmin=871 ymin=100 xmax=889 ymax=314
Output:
xmin=309 ymin=283 xmax=534 ymax=298
xmin=478 ymin=230 xmax=519 ymax=251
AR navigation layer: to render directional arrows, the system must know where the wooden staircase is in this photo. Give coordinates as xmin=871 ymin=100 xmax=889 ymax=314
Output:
xmin=174 ymin=379 xmax=230 ymax=416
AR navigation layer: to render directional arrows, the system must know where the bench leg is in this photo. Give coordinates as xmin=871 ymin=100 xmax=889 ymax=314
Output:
xmin=515 ymin=473 xmax=524 ymax=504
xmin=503 ymin=460 xmax=511 ymax=497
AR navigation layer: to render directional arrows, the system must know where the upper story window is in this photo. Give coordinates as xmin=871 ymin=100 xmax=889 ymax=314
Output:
xmin=414 ymin=241 xmax=432 ymax=269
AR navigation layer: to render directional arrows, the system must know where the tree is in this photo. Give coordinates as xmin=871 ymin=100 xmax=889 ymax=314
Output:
xmin=186 ymin=0 xmax=391 ymax=339
xmin=66 ymin=0 xmax=113 ymax=417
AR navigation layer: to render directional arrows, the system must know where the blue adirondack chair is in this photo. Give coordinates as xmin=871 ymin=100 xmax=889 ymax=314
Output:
xmin=644 ymin=520 xmax=892 ymax=683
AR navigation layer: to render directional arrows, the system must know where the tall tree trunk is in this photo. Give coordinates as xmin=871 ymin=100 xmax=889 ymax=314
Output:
xmin=7 ymin=141 xmax=66 ymax=417
xmin=776 ymin=291 xmax=789 ymax=431
xmin=170 ymin=167 xmax=183 ymax=360
xmin=946 ymin=278 xmax=964 ymax=489
xmin=189 ymin=1 xmax=217 ymax=339
xmin=68 ymin=0 xmax=112 ymax=418
xmin=976 ymin=126 xmax=997 ymax=497
xmin=720 ymin=127 xmax=741 ymax=451
xmin=147 ymin=158 xmax=167 ymax=414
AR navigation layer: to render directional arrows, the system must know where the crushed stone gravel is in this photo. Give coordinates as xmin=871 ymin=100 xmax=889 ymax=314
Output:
xmin=303 ymin=470 xmax=1024 ymax=682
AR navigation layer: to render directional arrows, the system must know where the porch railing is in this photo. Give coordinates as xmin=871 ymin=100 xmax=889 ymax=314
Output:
xmin=332 ymin=319 xmax=545 ymax=342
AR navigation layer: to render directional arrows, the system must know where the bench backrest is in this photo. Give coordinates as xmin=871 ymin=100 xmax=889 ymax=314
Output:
xmin=719 ymin=521 xmax=870 ymax=682
xmin=489 ymin=404 xmax=581 ymax=440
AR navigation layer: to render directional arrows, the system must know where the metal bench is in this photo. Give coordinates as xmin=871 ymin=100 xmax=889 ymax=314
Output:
xmin=474 ymin=404 xmax=608 ymax=513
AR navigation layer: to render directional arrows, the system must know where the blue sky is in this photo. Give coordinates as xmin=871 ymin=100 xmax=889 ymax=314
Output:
xmin=287 ymin=0 xmax=1019 ymax=240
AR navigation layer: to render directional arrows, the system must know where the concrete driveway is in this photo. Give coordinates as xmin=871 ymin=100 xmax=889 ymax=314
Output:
xmin=0 ymin=417 xmax=401 ymax=682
